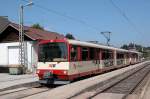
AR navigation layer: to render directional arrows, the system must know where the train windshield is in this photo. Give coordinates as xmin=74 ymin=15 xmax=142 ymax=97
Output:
xmin=38 ymin=42 xmax=68 ymax=62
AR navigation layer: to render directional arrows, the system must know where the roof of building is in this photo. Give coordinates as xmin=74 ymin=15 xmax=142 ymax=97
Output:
xmin=0 ymin=22 xmax=65 ymax=41
xmin=0 ymin=17 xmax=10 ymax=33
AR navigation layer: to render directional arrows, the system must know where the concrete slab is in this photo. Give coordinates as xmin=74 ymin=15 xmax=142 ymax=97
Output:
xmin=0 ymin=73 xmax=38 ymax=82
xmin=93 ymin=93 xmax=124 ymax=99
xmin=126 ymin=94 xmax=139 ymax=99
xmin=0 ymin=73 xmax=38 ymax=90
xmin=87 ymin=93 xmax=138 ymax=99
xmin=0 ymin=87 xmax=28 ymax=95
xmin=72 ymin=92 xmax=95 ymax=99
xmin=23 ymin=61 xmax=150 ymax=99
xmin=140 ymin=70 xmax=150 ymax=99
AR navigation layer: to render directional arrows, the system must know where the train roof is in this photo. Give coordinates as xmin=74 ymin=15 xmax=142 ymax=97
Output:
xmin=67 ymin=39 xmax=141 ymax=54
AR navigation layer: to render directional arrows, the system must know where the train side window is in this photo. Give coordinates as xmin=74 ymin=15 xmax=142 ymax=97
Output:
xmin=102 ymin=51 xmax=107 ymax=60
xmin=71 ymin=46 xmax=78 ymax=61
xmin=95 ymin=49 xmax=100 ymax=60
xmin=82 ymin=47 xmax=88 ymax=61
xmin=89 ymin=48 xmax=95 ymax=60
xmin=102 ymin=50 xmax=112 ymax=60
xmin=117 ymin=53 xmax=124 ymax=59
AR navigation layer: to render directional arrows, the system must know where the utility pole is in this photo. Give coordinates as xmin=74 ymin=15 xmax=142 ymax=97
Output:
xmin=101 ymin=31 xmax=111 ymax=46
xmin=19 ymin=1 xmax=33 ymax=73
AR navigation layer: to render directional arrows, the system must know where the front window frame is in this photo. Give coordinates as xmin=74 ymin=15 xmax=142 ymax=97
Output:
xmin=38 ymin=41 xmax=68 ymax=62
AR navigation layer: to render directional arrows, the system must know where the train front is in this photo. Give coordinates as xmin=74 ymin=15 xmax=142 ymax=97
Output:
xmin=36 ymin=40 xmax=70 ymax=84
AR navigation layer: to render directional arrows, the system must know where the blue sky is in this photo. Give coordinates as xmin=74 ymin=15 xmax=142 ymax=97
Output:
xmin=0 ymin=0 xmax=149 ymax=47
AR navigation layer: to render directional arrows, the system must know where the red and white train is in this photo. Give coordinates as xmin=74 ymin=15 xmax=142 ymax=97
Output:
xmin=36 ymin=39 xmax=142 ymax=84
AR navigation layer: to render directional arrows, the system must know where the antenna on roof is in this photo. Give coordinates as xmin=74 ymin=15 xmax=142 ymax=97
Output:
xmin=101 ymin=31 xmax=111 ymax=46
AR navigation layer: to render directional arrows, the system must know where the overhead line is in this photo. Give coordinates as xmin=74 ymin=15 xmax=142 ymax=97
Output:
xmin=109 ymin=0 xmax=142 ymax=35
xmin=22 ymin=0 xmax=100 ymax=32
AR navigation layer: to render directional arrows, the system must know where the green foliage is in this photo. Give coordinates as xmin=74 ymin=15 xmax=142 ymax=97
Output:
xmin=65 ymin=33 xmax=75 ymax=39
xmin=31 ymin=23 xmax=44 ymax=30
xmin=121 ymin=43 xmax=150 ymax=59
xmin=121 ymin=43 xmax=143 ymax=52
xmin=121 ymin=44 xmax=128 ymax=50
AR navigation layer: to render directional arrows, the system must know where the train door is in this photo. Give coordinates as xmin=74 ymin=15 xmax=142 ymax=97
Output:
xmin=80 ymin=47 xmax=89 ymax=74
xmin=95 ymin=48 xmax=100 ymax=70
xmin=70 ymin=45 xmax=79 ymax=75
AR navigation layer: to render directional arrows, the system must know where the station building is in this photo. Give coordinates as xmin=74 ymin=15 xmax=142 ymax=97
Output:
xmin=0 ymin=17 xmax=64 ymax=73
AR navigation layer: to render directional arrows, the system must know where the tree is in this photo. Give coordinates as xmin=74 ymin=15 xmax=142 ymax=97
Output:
xmin=65 ymin=33 xmax=75 ymax=39
xmin=121 ymin=44 xmax=128 ymax=50
xmin=120 ymin=43 xmax=150 ymax=59
xmin=31 ymin=23 xmax=44 ymax=30
xmin=128 ymin=43 xmax=135 ymax=49
xmin=121 ymin=43 xmax=143 ymax=51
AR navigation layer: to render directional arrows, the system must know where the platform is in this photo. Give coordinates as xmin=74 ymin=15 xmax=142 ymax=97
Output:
xmin=0 ymin=73 xmax=38 ymax=90
xmin=140 ymin=69 xmax=150 ymax=99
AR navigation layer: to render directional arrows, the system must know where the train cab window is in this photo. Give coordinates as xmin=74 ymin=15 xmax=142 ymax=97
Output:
xmin=82 ymin=47 xmax=88 ymax=61
xmin=71 ymin=46 xmax=78 ymax=61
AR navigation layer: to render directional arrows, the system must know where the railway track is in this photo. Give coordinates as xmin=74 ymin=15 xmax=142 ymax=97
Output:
xmin=0 ymin=81 xmax=39 ymax=92
xmin=0 ymin=75 xmax=38 ymax=92
xmin=0 ymin=63 xmax=149 ymax=99
xmin=0 ymin=85 xmax=53 ymax=99
xmin=70 ymin=63 xmax=150 ymax=99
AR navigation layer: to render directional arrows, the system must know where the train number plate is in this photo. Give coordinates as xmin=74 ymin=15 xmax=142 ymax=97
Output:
xmin=39 ymin=80 xmax=48 ymax=84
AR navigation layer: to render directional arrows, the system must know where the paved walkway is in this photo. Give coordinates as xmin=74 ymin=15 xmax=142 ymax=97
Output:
xmin=0 ymin=73 xmax=38 ymax=90
xmin=24 ymin=61 xmax=150 ymax=99
xmin=141 ymin=70 xmax=150 ymax=99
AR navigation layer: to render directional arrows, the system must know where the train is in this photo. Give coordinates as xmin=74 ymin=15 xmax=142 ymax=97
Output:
xmin=36 ymin=39 xmax=142 ymax=84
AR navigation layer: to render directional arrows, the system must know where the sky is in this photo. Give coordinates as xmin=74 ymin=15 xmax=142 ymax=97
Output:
xmin=0 ymin=0 xmax=150 ymax=47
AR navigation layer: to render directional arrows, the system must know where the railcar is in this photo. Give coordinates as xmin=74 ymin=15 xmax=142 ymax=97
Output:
xmin=36 ymin=39 xmax=142 ymax=84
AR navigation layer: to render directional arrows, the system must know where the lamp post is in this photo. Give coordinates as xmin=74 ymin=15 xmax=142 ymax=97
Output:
xmin=19 ymin=2 xmax=33 ymax=73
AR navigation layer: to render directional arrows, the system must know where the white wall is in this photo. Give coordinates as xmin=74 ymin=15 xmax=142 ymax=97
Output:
xmin=26 ymin=41 xmax=38 ymax=72
xmin=0 ymin=42 xmax=19 ymax=66
xmin=0 ymin=41 xmax=38 ymax=72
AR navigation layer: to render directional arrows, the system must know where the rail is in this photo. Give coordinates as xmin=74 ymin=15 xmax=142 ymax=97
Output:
xmin=0 ymin=84 xmax=53 ymax=99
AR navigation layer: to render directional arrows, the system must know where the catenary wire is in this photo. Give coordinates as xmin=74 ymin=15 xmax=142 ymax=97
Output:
xmin=109 ymin=0 xmax=143 ymax=35
xmin=21 ymin=0 xmax=101 ymax=33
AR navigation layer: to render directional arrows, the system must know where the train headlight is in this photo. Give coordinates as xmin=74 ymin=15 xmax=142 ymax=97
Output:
xmin=36 ymin=70 xmax=40 ymax=74
xmin=63 ymin=70 xmax=67 ymax=74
